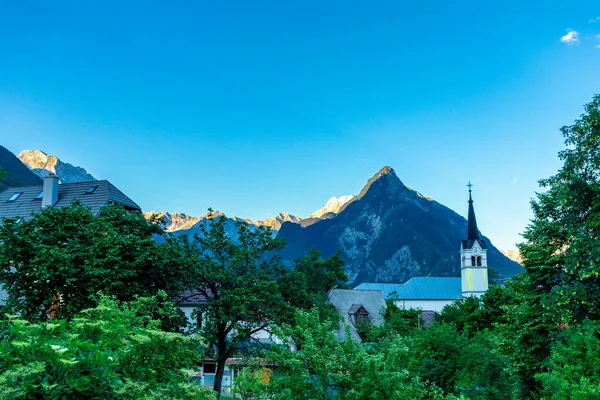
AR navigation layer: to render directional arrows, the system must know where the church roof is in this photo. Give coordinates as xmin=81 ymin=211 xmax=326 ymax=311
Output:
xmin=355 ymin=277 xmax=462 ymax=300
xmin=462 ymin=183 xmax=486 ymax=249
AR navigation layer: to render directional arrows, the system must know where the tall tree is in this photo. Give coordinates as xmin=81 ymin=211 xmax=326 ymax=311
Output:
xmin=183 ymin=213 xmax=302 ymax=397
xmin=0 ymin=203 xmax=189 ymax=321
xmin=502 ymin=94 xmax=600 ymax=397
xmin=519 ymin=93 xmax=600 ymax=323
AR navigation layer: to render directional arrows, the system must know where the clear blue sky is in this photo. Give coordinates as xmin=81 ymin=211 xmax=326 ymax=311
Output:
xmin=1 ymin=1 xmax=599 ymax=250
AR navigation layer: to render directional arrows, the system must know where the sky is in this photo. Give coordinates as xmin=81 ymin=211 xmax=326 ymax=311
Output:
xmin=1 ymin=1 xmax=599 ymax=250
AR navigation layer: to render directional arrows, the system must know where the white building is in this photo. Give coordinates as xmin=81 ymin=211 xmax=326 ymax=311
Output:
xmin=354 ymin=184 xmax=489 ymax=313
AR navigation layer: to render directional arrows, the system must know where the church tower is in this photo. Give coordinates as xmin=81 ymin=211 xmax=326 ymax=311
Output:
xmin=460 ymin=183 xmax=489 ymax=297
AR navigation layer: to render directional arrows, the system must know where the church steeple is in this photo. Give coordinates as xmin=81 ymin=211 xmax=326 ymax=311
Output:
xmin=466 ymin=182 xmax=479 ymax=241
xmin=460 ymin=181 xmax=489 ymax=298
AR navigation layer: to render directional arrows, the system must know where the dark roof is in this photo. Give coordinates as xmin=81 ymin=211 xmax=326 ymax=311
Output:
xmin=355 ymin=277 xmax=462 ymax=300
xmin=0 ymin=180 xmax=141 ymax=220
xmin=348 ymin=304 xmax=368 ymax=315
xmin=463 ymin=185 xmax=486 ymax=249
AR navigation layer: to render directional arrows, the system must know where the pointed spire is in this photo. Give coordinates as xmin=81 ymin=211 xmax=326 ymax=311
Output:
xmin=466 ymin=181 xmax=479 ymax=240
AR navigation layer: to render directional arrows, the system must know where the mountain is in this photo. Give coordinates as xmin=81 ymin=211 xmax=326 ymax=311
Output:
xmin=252 ymin=212 xmax=303 ymax=231
xmin=309 ymin=196 xmax=354 ymax=219
xmin=18 ymin=150 xmax=96 ymax=183
xmin=144 ymin=211 xmax=303 ymax=238
xmin=277 ymin=166 xmax=522 ymax=285
xmin=0 ymin=145 xmax=43 ymax=192
xmin=501 ymin=249 xmax=523 ymax=264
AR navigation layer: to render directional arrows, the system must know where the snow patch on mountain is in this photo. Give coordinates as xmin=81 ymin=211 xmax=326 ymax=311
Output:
xmin=309 ymin=195 xmax=354 ymax=219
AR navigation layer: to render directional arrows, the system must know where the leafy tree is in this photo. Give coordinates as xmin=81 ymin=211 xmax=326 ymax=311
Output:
xmin=537 ymin=320 xmax=600 ymax=400
xmin=498 ymin=94 xmax=600 ymax=397
xmin=182 ymin=213 xmax=303 ymax=396
xmin=454 ymin=331 xmax=511 ymax=400
xmin=437 ymin=284 xmax=515 ymax=337
xmin=407 ymin=323 xmax=468 ymax=393
xmin=0 ymin=167 xmax=5 ymax=182
xmin=364 ymin=301 xmax=423 ymax=341
xmin=0 ymin=203 xmax=190 ymax=321
xmin=288 ymin=247 xmax=348 ymax=324
xmin=265 ymin=309 xmax=458 ymax=400
xmin=0 ymin=294 xmax=214 ymax=399
xmin=519 ymin=94 xmax=600 ymax=324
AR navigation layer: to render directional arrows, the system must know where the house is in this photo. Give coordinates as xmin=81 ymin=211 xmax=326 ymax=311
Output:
xmin=0 ymin=174 xmax=141 ymax=221
xmin=0 ymin=174 xmax=141 ymax=306
xmin=354 ymin=184 xmax=489 ymax=313
xmin=328 ymin=288 xmax=386 ymax=341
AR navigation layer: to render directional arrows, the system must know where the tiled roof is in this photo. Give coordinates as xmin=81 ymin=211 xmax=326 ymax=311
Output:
xmin=0 ymin=180 xmax=141 ymax=220
xmin=355 ymin=277 xmax=462 ymax=300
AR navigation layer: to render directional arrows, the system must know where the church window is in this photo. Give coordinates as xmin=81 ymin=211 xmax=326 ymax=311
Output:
xmin=477 ymin=256 xmax=482 ymax=266
xmin=471 ymin=256 xmax=476 ymax=266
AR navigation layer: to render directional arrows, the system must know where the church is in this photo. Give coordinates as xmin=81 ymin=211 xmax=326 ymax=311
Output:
xmin=354 ymin=184 xmax=489 ymax=313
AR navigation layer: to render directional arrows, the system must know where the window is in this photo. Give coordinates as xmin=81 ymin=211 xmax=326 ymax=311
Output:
xmin=203 ymin=363 xmax=216 ymax=374
xmin=34 ymin=191 xmax=43 ymax=200
xmin=471 ymin=256 xmax=476 ymax=266
xmin=477 ymin=256 xmax=482 ymax=266
xmin=85 ymin=186 xmax=98 ymax=194
xmin=353 ymin=312 xmax=368 ymax=326
xmin=196 ymin=313 xmax=203 ymax=329
xmin=7 ymin=192 xmax=23 ymax=202
xmin=349 ymin=304 xmax=369 ymax=327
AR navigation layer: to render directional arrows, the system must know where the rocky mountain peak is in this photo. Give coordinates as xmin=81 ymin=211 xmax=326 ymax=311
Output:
xmin=18 ymin=149 xmax=96 ymax=183
xmin=356 ymin=165 xmax=405 ymax=200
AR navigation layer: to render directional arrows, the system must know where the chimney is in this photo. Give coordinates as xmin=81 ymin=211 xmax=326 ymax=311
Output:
xmin=42 ymin=174 xmax=59 ymax=208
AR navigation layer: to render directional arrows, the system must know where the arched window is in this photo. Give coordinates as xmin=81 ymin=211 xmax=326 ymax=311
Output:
xmin=477 ymin=256 xmax=482 ymax=266
xmin=471 ymin=256 xmax=476 ymax=266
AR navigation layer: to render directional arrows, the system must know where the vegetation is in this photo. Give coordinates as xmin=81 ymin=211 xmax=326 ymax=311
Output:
xmin=0 ymin=95 xmax=598 ymax=399
xmin=0 ymin=294 xmax=214 ymax=399
xmin=182 ymin=212 xmax=348 ymax=395
xmin=0 ymin=203 xmax=190 ymax=321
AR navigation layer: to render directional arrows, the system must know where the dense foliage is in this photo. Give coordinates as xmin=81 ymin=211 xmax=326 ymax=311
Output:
xmin=0 ymin=294 xmax=214 ymax=399
xmin=0 ymin=203 xmax=190 ymax=321
xmin=182 ymin=213 xmax=346 ymax=395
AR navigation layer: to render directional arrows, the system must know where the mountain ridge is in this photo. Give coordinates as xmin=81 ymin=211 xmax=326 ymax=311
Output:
xmin=18 ymin=150 xmax=97 ymax=183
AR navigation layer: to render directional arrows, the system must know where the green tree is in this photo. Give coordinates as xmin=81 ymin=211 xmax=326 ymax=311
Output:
xmin=364 ymin=301 xmax=423 ymax=341
xmin=288 ymin=247 xmax=348 ymax=324
xmin=0 ymin=294 xmax=214 ymax=399
xmin=183 ymin=213 xmax=303 ymax=397
xmin=519 ymin=93 xmax=600 ymax=324
xmin=499 ymin=94 xmax=600 ymax=397
xmin=537 ymin=320 xmax=600 ymax=400
xmin=0 ymin=202 xmax=190 ymax=321
xmin=437 ymin=284 xmax=515 ymax=337
xmin=265 ymin=309 xmax=457 ymax=400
